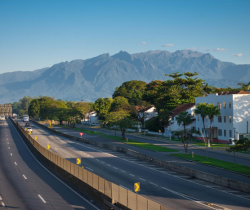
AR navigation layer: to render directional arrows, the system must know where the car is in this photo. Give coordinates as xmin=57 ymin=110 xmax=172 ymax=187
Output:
xmin=25 ymin=123 xmax=30 ymax=127
xmin=27 ymin=127 xmax=32 ymax=132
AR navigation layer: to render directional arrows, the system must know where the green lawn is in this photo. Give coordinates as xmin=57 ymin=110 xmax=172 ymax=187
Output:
xmin=172 ymin=153 xmax=250 ymax=176
xmin=100 ymin=134 xmax=178 ymax=152
xmin=193 ymin=142 xmax=231 ymax=148
xmin=57 ymin=125 xmax=178 ymax=152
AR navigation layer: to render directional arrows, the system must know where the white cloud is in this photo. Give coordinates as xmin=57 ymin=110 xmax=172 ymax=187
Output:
xmin=233 ymin=53 xmax=243 ymax=57
xmin=162 ymin=43 xmax=174 ymax=47
xmin=214 ymin=48 xmax=227 ymax=51
xmin=141 ymin=42 xmax=146 ymax=45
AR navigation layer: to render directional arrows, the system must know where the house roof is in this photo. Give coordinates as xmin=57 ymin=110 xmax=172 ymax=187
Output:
xmin=138 ymin=105 xmax=155 ymax=112
xmin=170 ymin=103 xmax=195 ymax=117
xmin=218 ymin=91 xmax=250 ymax=95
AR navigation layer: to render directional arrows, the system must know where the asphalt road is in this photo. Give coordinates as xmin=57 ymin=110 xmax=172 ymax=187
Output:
xmin=0 ymin=120 xmax=100 ymax=210
xmin=21 ymin=120 xmax=250 ymax=210
xmin=79 ymin=125 xmax=250 ymax=167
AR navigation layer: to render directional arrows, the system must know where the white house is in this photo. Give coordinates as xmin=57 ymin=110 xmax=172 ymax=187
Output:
xmin=195 ymin=91 xmax=250 ymax=143
xmin=138 ymin=105 xmax=158 ymax=121
xmin=164 ymin=103 xmax=196 ymax=137
xmin=82 ymin=111 xmax=99 ymax=125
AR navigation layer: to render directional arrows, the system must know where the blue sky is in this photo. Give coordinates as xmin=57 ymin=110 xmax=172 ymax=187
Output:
xmin=0 ymin=0 xmax=249 ymax=73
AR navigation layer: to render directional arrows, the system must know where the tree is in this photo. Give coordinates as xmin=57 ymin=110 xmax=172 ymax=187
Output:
xmin=28 ymin=99 xmax=41 ymax=118
xmin=206 ymin=104 xmax=221 ymax=146
xmin=176 ymin=111 xmax=193 ymax=154
xmin=94 ymin=98 xmax=113 ymax=120
xmin=110 ymin=96 xmax=129 ymax=112
xmin=113 ymin=80 xmax=147 ymax=105
xmin=237 ymin=82 xmax=250 ymax=91
xmin=194 ymin=103 xmax=209 ymax=144
xmin=105 ymin=110 xmax=132 ymax=139
xmin=75 ymin=102 xmax=91 ymax=119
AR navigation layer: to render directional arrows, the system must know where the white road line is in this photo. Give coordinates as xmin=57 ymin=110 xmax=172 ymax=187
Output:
xmin=113 ymin=167 xmax=118 ymax=169
xmin=12 ymin=123 xmax=100 ymax=210
xmin=149 ymin=182 xmax=158 ymax=186
xmin=121 ymin=170 xmax=126 ymax=173
xmin=86 ymin=167 xmax=93 ymax=171
xmin=23 ymin=175 xmax=27 ymax=179
xmin=120 ymin=185 xmax=132 ymax=191
xmin=100 ymin=161 xmax=105 ymax=164
xmin=129 ymin=174 xmax=135 ymax=177
xmin=96 ymin=159 xmax=99 ymax=161
xmin=38 ymin=194 xmax=46 ymax=203
xmin=107 ymin=164 xmax=111 ymax=166
xmin=1 ymin=201 xmax=5 ymax=207
xmin=8 ymin=147 xmax=10 ymax=149
xmin=10 ymin=153 xmax=12 ymax=156
xmin=7 ymin=142 xmax=9 ymax=144
xmin=14 ymin=162 xmax=17 ymax=165
xmin=139 ymin=178 xmax=146 ymax=181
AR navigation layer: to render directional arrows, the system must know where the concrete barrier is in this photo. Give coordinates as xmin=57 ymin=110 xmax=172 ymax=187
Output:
xmin=32 ymin=120 xmax=250 ymax=194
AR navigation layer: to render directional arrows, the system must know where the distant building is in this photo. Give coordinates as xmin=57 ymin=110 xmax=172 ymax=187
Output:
xmin=195 ymin=91 xmax=250 ymax=143
xmin=164 ymin=103 xmax=196 ymax=137
xmin=0 ymin=104 xmax=12 ymax=116
xmin=138 ymin=105 xmax=158 ymax=121
xmin=82 ymin=111 xmax=99 ymax=125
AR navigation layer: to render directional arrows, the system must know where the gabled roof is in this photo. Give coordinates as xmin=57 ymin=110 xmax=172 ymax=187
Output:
xmin=138 ymin=105 xmax=155 ymax=112
xmin=218 ymin=91 xmax=250 ymax=95
xmin=170 ymin=103 xmax=195 ymax=117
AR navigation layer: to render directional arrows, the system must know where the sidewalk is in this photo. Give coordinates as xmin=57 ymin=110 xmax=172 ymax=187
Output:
xmin=48 ymin=123 xmax=250 ymax=185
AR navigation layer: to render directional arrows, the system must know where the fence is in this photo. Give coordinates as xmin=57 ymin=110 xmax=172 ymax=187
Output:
xmin=12 ymin=119 xmax=170 ymax=210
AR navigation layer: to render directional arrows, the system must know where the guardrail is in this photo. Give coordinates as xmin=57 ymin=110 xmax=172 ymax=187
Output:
xmin=11 ymin=119 xmax=170 ymax=210
xmin=32 ymin=120 xmax=250 ymax=194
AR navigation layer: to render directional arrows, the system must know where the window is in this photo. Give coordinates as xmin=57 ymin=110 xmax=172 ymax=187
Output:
xmin=198 ymin=127 xmax=200 ymax=133
xmin=218 ymin=129 xmax=222 ymax=136
xmin=171 ymin=116 xmax=175 ymax=121
xmin=224 ymin=130 xmax=226 ymax=137
xmin=218 ymin=116 xmax=222 ymax=123
xmin=218 ymin=102 xmax=222 ymax=109
xmin=229 ymin=130 xmax=232 ymax=137
xmin=223 ymin=102 xmax=226 ymax=109
xmin=229 ymin=116 xmax=232 ymax=123
xmin=224 ymin=116 xmax=226 ymax=123
xmin=229 ymin=102 xmax=231 ymax=109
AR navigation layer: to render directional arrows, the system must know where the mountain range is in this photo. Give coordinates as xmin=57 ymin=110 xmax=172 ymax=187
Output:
xmin=0 ymin=50 xmax=250 ymax=103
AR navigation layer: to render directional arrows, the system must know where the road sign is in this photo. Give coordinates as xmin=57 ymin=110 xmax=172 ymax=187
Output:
xmin=34 ymin=136 xmax=37 ymax=140
xmin=76 ymin=158 xmax=81 ymax=165
xmin=134 ymin=182 xmax=140 ymax=192
xmin=29 ymin=131 xmax=31 ymax=134
xmin=24 ymin=128 xmax=27 ymax=131
xmin=47 ymin=144 xmax=50 ymax=149
xmin=79 ymin=132 xmax=83 ymax=137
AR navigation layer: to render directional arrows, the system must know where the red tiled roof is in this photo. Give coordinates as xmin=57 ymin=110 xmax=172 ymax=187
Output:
xmin=218 ymin=91 xmax=250 ymax=95
xmin=170 ymin=103 xmax=195 ymax=117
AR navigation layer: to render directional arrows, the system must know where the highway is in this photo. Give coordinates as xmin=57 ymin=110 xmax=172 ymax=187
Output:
xmin=0 ymin=120 xmax=101 ymax=210
xmin=21 ymin=120 xmax=250 ymax=210
xmin=78 ymin=125 xmax=250 ymax=167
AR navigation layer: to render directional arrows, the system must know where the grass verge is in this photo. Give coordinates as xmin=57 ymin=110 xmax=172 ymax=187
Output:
xmin=193 ymin=142 xmax=231 ymax=148
xmin=172 ymin=153 xmax=250 ymax=176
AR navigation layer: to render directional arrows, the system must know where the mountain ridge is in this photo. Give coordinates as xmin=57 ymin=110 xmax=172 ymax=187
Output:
xmin=0 ymin=50 xmax=249 ymax=103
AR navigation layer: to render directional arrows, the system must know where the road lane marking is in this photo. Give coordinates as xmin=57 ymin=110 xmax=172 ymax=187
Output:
xmin=14 ymin=162 xmax=17 ymax=165
xmin=107 ymin=164 xmax=111 ymax=166
xmin=139 ymin=178 xmax=146 ymax=181
xmin=129 ymin=174 xmax=135 ymax=177
xmin=12 ymin=124 xmax=99 ymax=210
xmin=149 ymin=182 xmax=158 ymax=186
xmin=10 ymin=153 xmax=12 ymax=156
xmin=121 ymin=170 xmax=126 ymax=173
xmin=8 ymin=147 xmax=10 ymax=149
xmin=23 ymin=175 xmax=27 ymax=179
xmin=1 ymin=201 xmax=5 ymax=207
xmin=38 ymin=195 xmax=46 ymax=203
xmin=113 ymin=167 xmax=118 ymax=169
xmin=86 ymin=167 xmax=93 ymax=171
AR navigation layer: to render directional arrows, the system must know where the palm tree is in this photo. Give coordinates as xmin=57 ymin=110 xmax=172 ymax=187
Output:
xmin=194 ymin=103 xmax=208 ymax=144
xmin=237 ymin=82 xmax=250 ymax=91
xmin=206 ymin=104 xmax=221 ymax=147
xmin=176 ymin=111 xmax=193 ymax=154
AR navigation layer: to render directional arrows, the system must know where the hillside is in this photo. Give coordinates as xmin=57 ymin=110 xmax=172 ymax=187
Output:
xmin=0 ymin=50 xmax=249 ymax=103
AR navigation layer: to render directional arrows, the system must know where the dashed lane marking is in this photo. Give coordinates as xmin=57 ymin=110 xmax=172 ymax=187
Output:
xmin=150 ymin=182 xmax=158 ymax=186
xmin=38 ymin=195 xmax=46 ymax=203
xmin=129 ymin=174 xmax=135 ymax=177
xmin=1 ymin=201 xmax=5 ymax=207
xmin=86 ymin=167 xmax=93 ymax=171
xmin=23 ymin=175 xmax=27 ymax=179
xmin=14 ymin=162 xmax=17 ymax=165
xmin=10 ymin=153 xmax=12 ymax=156
xmin=139 ymin=178 xmax=146 ymax=181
